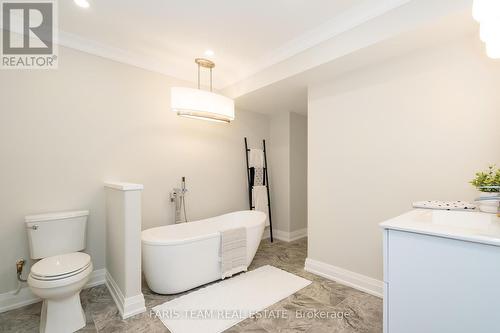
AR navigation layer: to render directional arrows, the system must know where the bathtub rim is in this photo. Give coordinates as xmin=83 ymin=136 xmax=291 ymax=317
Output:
xmin=142 ymin=210 xmax=266 ymax=246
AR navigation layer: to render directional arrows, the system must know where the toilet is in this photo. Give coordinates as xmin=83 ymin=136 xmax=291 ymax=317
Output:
xmin=25 ymin=210 xmax=93 ymax=333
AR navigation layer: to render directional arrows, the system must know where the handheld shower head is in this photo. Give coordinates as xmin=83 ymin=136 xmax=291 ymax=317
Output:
xmin=172 ymin=177 xmax=189 ymax=223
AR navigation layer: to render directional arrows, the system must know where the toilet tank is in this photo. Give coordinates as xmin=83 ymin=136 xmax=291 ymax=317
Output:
xmin=25 ymin=210 xmax=89 ymax=259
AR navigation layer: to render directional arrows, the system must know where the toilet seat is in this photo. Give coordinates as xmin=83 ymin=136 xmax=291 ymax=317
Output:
xmin=28 ymin=252 xmax=93 ymax=289
xmin=30 ymin=262 xmax=92 ymax=281
xmin=28 ymin=262 xmax=93 ymax=290
xmin=30 ymin=252 xmax=91 ymax=281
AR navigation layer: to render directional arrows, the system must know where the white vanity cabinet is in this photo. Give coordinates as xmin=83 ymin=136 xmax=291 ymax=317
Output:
xmin=381 ymin=209 xmax=500 ymax=333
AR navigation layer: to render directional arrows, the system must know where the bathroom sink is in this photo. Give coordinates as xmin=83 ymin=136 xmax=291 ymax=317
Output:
xmin=431 ymin=210 xmax=498 ymax=231
xmin=380 ymin=209 xmax=500 ymax=247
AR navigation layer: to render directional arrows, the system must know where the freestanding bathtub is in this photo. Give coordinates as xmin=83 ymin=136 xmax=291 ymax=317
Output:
xmin=142 ymin=210 xmax=266 ymax=294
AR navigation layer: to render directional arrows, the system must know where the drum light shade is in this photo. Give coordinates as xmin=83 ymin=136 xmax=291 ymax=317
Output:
xmin=479 ymin=21 xmax=499 ymax=43
xmin=171 ymin=87 xmax=235 ymax=123
xmin=171 ymin=58 xmax=235 ymax=123
xmin=473 ymin=0 xmax=500 ymax=22
xmin=473 ymin=0 xmax=500 ymax=59
xmin=486 ymin=41 xmax=500 ymax=59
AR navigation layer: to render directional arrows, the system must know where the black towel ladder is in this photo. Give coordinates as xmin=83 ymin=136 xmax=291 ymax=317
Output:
xmin=244 ymin=137 xmax=274 ymax=242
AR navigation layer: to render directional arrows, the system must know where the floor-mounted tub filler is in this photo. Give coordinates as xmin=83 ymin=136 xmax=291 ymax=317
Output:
xmin=142 ymin=210 xmax=266 ymax=294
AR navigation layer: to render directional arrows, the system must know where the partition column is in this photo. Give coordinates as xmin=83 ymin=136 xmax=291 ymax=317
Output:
xmin=104 ymin=182 xmax=146 ymax=319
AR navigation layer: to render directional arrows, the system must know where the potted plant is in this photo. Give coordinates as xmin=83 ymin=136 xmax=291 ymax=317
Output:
xmin=470 ymin=165 xmax=500 ymax=213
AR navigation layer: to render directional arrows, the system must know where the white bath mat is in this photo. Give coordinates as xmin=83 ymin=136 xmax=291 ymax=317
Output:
xmin=152 ymin=265 xmax=311 ymax=333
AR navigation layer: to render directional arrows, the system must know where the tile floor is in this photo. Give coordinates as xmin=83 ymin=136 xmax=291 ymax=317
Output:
xmin=0 ymin=238 xmax=382 ymax=332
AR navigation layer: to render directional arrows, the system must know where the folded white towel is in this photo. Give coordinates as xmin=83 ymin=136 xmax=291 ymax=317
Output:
xmin=252 ymin=185 xmax=269 ymax=226
xmin=249 ymin=149 xmax=264 ymax=168
xmin=413 ymin=200 xmax=476 ymax=211
xmin=220 ymin=227 xmax=247 ymax=279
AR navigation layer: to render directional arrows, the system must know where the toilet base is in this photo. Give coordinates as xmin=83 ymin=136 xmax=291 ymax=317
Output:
xmin=39 ymin=292 xmax=86 ymax=333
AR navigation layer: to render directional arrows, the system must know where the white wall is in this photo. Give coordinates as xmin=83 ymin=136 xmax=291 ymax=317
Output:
xmin=290 ymin=112 xmax=308 ymax=232
xmin=269 ymin=112 xmax=290 ymax=233
xmin=268 ymin=111 xmax=308 ymax=236
xmin=0 ymin=46 xmax=269 ymax=293
xmin=308 ymin=37 xmax=500 ymax=281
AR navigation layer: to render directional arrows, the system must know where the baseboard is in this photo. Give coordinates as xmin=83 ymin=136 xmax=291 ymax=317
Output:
xmin=262 ymin=226 xmax=271 ymax=239
xmin=0 ymin=268 xmax=106 ymax=314
xmin=86 ymin=268 xmax=106 ymax=288
xmin=304 ymin=258 xmax=383 ymax=298
xmin=269 ymin=228 xmax=307 ymax=242
xmin=0 ymin=285 xmax=40 ymax=314
xmin=105 ymin=271 xmax=145 ymax=319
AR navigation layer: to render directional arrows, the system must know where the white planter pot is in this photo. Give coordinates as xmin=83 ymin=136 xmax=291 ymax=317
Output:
xmin=478 ymin=191 xmax=500 ymax=214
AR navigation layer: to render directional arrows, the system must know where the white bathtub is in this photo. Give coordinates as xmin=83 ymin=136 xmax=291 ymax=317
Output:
xmin=141 ymin=210 xmax=266 ymax=294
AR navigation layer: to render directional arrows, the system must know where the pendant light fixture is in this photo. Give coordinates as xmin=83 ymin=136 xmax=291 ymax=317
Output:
xmin=472 ymin=0 xmax=500 ymax=59
xmin=171 ymin=58 xmax=235 ymax=123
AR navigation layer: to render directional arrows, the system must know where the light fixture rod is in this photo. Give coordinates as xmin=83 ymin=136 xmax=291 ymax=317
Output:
xmin=195 ymin=58 xmax=215 ymax=91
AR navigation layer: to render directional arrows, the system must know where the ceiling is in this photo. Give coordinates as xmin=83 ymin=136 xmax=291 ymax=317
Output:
xmin=55 ymin=0 xmax=475 ymax=115
xmin=235 ymin=82 xmax=308 ymax=115
xmin=235 ymin=9 xmax=478 ymax=115
xmin=58 ymin=0 xmax=372 ymax=88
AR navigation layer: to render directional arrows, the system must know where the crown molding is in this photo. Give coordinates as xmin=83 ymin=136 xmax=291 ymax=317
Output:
xmin=222 ymin=0 xmax=472 ymax=98
xmin=57 ymin=31 xmax=195 ymax=83
xmin=3 ymin=0 xmax=411 ymax=89
xmin=222 ymin=0 xmax=412 ymax=87
xmin=2 ymin=13 xmax=195 ymax=83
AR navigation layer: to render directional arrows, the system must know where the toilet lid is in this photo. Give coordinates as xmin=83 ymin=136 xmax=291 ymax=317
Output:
xmin=31 ymin=252 xmax=91 ymax=279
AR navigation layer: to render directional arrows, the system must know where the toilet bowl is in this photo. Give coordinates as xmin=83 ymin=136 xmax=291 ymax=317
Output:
xmin=25 ymin=210 xmax=91 ymax=333
xmin=28 ymin=252 xmax=93 ymax=333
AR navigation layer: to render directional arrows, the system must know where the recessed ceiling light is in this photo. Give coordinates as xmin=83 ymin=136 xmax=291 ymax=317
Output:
xmin=74 ymin=0 xmax=90 ymax=8
xmin=204 ymin=49 xmax=215 ymax=57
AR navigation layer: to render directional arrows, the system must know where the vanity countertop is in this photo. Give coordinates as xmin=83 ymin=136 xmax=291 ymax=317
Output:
xmin=380 ymin=209 xmax=500 ymax=247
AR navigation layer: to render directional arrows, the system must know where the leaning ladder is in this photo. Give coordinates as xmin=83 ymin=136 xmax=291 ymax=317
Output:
xmin=244 ymin=137 xmax=274 ymax=242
